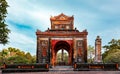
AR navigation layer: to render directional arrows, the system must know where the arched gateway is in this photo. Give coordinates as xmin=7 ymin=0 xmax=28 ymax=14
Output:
xmin=36 ymin=13 xmax=88 ymax=66
xmin=51 ymin=40 xmax=73 ymax=66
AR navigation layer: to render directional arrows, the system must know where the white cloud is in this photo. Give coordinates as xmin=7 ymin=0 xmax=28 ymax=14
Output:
xmin=9 ymin=32 xmax=35 ymax=45
xmin=0 ymin=0 xmax=59 ymax=55
xmin=0 ymin=31 xmax=36 ymax=55
xmin=6 ymin=0 xmax=61 ymax=31
xmin=0 ymin=0 xmax=119 ymax=55
xmin=0 ymin=21 xmax=36 ymax=55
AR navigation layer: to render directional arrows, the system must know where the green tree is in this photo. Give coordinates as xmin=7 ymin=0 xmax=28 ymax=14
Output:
xmin=0 ymin=47 xmax=36 ymax=65
xmin=63 ymin=52 xmax=68 ymax=63
xmin=0 ymin=0 xmax=10 ymax=45
xmin=7 ymin=55 xmax=29 ymax=64
xmin=31 ymin=55 xmax=36 ymax=63
xmin=56 ymin=50 xmax=68 ymax=65
xmin=0 ymin=49 xmax=8 ymax=66
xmin=87 ymin=45 xmax=94 ymax=63
xmin=102 ymin=39 xmax=120 ymax=63
xmin=1 ymin=49 xmax=8 ymax=63
xmin=103 ymin=49 xmax=120 ymax=63
xmin=103 ymin=39 xmax=120 ymax=50
xmin=8 ymin=47 xmax=17 ymax=56
xmin=25 ymin=52 xmax=32 ymax=63
xmin=25 ymin=52 xmax=32 ymax=59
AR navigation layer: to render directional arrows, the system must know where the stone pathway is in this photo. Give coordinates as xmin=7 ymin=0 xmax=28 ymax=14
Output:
xmin=50 ymin=66 xmax=73 ymax=71
xmin=0 ymin=70 xmax=2 ymax=74
xmin=2 ymin=71 xmax=120 ymax=74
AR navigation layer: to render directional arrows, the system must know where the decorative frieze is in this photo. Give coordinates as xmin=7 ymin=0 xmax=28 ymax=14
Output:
xmin=51 ymin=38 xmax=73 ymax=40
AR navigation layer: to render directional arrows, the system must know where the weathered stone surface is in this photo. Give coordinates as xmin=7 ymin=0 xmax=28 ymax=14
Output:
xmin=95 ymin=36 xmax=102 ymax=63
xmin=2 ymin=71 xmax=120 ymax=74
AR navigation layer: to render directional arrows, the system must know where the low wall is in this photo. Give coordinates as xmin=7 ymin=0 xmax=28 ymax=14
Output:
xmin=1 ymin=63 xmax=49 ymax=73
xmin=74 ymin=63 xmax=119 ymax=71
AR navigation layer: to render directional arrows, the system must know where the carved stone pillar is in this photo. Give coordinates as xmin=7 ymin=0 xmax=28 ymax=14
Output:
xmin=36 ymin=36 xmax=39 ymax=63
xmin=47 ymin=46 xmax=50 ymax=63
xmin=83 ymin=38 xmax=87 ymax=63
xmin=73 ymin=39 xmax=77 ymax=63
xmin=94 ymin=36 xmax=102 ymax=63
xmin=54 ymin=52 xmax=57 ymax=66
xmin=52 ymin=50 xmax=55 ymax=66
xmin=61 ymin=49 xmax=64 ymax=62
xmin=69 ymin=47 xmax=72 ymax=65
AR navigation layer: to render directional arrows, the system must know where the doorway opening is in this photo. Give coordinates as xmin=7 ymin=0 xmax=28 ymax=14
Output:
xmin=51 ymin=40 xmax=73 ymax=66
xmin=56 ymin=49 xmax=69 ymax=65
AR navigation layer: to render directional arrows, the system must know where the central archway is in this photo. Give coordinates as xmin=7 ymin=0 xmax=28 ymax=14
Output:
xmin=51 ymin=40 xmax=73 ymax=66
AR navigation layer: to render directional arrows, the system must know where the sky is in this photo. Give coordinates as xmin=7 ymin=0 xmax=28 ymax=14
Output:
xmin=0 ymin=0 xmax=120 ymax=55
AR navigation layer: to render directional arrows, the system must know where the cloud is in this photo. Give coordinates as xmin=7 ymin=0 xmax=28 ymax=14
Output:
xmin=0 ymin=30 xmax=36 ymax=55
xmin=0 ymin=0 xmax=120 ymax=55
xmin=6 ymin=0 xmax=61 ymax=31
xmin=9 ymin=32 xmax=36 ymax=55
xmin=9 ymin=32 xmax=34 ymax=45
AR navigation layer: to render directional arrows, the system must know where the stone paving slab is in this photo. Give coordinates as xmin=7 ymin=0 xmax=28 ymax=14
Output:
xmin=2 ymin=71 xmax=120 ymax=74
xmin=0 ymin=70 xmax=1 ymax=74
xmin=50 ymin=66 xmax=73 ymax=71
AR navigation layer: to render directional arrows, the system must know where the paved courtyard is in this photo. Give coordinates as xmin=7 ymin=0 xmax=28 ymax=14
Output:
xmin=1 ymin=66 xmax=120 ymax=74
xmin=2 ymin=71 xmax=120 ymax=74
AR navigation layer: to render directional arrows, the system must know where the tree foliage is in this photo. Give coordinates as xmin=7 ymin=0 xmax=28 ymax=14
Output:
xmin=103 ymin=49 xmax=120 ymax=63
xmin=87 ymin=45 xmax=94 ymax=63
xmin=102 ymin=39 xmax=120 ymax=63
xmin=56 ymin=50 xmax=68 ymax=64
xmin=103 ymin=39 xmax=120 ymax=50
xmin=7 ymin=55 xmax=29 ymax=64
xmin=0 ymin=47 xmax=36 ymax=65
xmin=0 ymin=0 xmax=10 ymax=45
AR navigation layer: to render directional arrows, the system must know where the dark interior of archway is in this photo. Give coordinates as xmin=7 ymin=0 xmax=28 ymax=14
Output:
xmin=54 ymin=41 xmax=70 ymax=53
